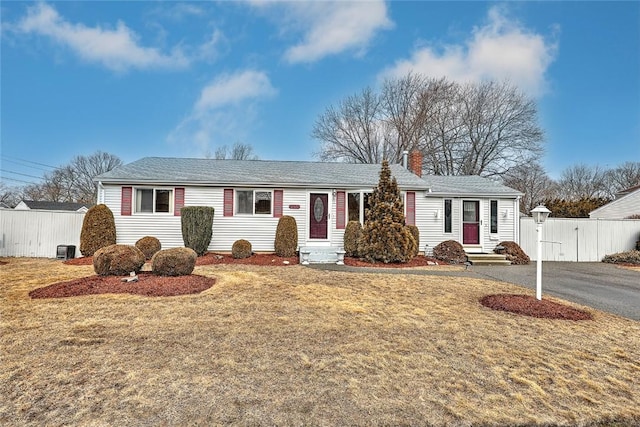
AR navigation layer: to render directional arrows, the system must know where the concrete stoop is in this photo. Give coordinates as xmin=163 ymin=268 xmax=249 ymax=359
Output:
xmin=466 ymin=252 xmax=511 ymax=266
xmin=300 ymin=247 xmax=346 ymax=265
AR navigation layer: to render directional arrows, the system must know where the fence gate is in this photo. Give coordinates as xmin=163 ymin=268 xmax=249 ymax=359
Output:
xmin=519 ymin=217 xmax=640 ymax=262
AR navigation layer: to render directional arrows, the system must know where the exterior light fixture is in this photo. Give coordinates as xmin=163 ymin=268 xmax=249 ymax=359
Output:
xmin=530 ymin=204 xmax=551 ymax=300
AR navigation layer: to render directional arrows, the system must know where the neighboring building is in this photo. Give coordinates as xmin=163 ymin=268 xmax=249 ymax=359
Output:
xmin=94 ymin=156 xmax=522 ymax=260
xmin=14 ymin=200 xmax=90 ymax=213
xmin=589 ymin=185 xmax=640 ymax=219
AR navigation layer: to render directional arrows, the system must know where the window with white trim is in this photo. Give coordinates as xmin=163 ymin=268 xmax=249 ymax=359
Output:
xmin=490 ymin=200 xmax=499 ymax=234
xmin=236 ymin=190 xmax=272 ymax=215
xmin=444 ymin=199 xmax=452 ymax=233
xmin=135 ymin=188 xmax=173 ymax=214
xmin=347 ymin=191 xmax=372 ymax=224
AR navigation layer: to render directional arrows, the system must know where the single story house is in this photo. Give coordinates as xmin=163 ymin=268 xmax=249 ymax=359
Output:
xmin=14 ymin=200 xmax=90 ymax=213
xmin=94 ymin=155 xmax=522 ymax=261
xmin=589 ymin=185 xmax=640 ymax=219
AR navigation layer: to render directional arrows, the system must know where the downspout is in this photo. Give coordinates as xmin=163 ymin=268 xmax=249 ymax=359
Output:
xmin=515 ymin=195 xmax=521 ymax=244
xmin=97 ymin=181 xmax=104 ymax=205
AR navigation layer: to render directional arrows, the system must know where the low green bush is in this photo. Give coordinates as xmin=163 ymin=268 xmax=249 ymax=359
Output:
xmin=433 ymin=240 xmax=467 ymax=264
xmin=135 ymin=236 xmax=162 ymax=260
xmin=494 ymin=241 xmax=530 ymax=265
xmin=151 ymin=247 xmax=197 ymax=276
xmin=93 ymin=244 xmax=145 ymax=276
xmin=232 ymin=239 xmax=252 ymax=259
xmin=343 ymin=221 xmax=362 ymax=257
xmin=274 ymin=216 xmax=298 ymax=257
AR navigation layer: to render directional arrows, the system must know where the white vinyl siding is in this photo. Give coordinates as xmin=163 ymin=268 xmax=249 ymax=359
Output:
xmin=106 ymin=185 xmax=306 ymax=252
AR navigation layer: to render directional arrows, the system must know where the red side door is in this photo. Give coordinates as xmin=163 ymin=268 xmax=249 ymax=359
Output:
xmin=309 ymin=193 xmax=328 ymax=239
xmin=462 ymin=200 xmax=480 ymax=245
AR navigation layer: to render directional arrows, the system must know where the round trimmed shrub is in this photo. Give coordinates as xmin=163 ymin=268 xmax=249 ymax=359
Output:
xmin=135 ymin=236 xmax=162 ymax=260
xmin=232 ymin=239 xmax=252 ymax=259
xmin=151 ymin=247 xmax=197 ymax=276
xmin=80 ymin=204 xmax=116 ymax=256
xmin=274 ymin=216 xmax=298 ymax=257
xmin=181 ymin=206 xmax=215 ymax=256
xmin=433 ymin=240 xmax=467 ymax=264
xmin=495 ymin=241 xmax=530 ymax=265
xmin=343 ymin=221 xmax=362 ymax=257
xmin=93 ymin=244 xmax=145 ymax=276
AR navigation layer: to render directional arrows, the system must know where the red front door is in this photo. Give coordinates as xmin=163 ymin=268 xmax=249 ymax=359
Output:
xmin=309 ymin=193 xmax=328 ymax=239
xmin=462 ymin=201 xmax=480 ymax=245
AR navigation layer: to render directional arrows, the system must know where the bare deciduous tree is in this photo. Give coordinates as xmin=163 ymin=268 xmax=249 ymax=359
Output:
xmin=19 ymin=151 xmax=122 ymax=204
xmin=605 ymin=161 xmax=640 ymax=197
xmin=313 ymin=87 xmax=393 ymax=163
xmin=313 ymin=74 xmax=544 ymax=178
xmin=557 ymin=164 xmax=608 ymax=200
xmin=502 ymin=162 xmax=557 ymax=213
xmin=0 ymin=183 xmax=22 ymax=207
xmin=71 ymin=151 xmax=123 ymax=203
xmin=214 ymin=142 xmax=259 ymax=160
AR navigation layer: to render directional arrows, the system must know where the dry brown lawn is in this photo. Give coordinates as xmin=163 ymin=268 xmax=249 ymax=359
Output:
xmin=1 ymin=257 xmax=639 ymax=426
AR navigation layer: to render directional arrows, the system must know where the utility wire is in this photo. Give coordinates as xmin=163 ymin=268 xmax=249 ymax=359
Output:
xmin=0 ymin=169 xmax=44 ymax=180
xmin=0 ymin=176 xmax=37 ymax=185
xmin=1 ymin=157 xmax=56 ymax=172
xmin=0 ymin=155 xmax=58 ymax=170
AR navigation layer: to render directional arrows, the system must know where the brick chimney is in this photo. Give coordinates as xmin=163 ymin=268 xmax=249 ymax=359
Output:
xmin=408 ymin=150 xmax=422 ymax=177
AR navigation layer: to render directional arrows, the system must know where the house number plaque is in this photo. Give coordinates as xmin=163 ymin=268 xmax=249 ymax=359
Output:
xmin=288 ymin=205 xmax=300 ymax=209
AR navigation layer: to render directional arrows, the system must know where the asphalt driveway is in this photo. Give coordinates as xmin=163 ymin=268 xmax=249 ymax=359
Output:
xmin=472 ymin=262 xmax=640 ymax=321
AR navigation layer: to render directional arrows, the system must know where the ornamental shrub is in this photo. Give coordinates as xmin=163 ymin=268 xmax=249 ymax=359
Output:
xmin=80 ymin=204 xmax=116 ymax=256
xmin=274 ymin=215 xmax=298 ymax=257
xmin=406 ymin=225 xmax=420 ymax=257
xmin=151 ymin=247 xmax=197 ymax=276
xmin=135 ymin=236 xmax=162 ymax=260
xmin=358 ymin=160 xmax=416 ymax=263
xmin=602 ymin=250 xmax=640 ymax=265
xmin=232 ymin=239 xmax=252 ymax=259
xmin=433 ymin=240 xmax=467 ymax=264
xmin=93 ymin=244 xmax=145 ymax=276
xmin=181 ymin=206 xmax=215 ymax=256
xmin=343 ymin=221 xmax=362 ymax=257
xmin=494 ymin=241 xmax=530 ymax=265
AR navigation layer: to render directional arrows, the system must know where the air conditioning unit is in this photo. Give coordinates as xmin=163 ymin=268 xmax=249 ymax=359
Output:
xmin=56 ymin=245 xmax=76 ymax=260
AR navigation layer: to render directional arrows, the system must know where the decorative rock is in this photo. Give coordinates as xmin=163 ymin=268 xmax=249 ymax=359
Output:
xmin=93 ymin=245 xmax=145 ymax=276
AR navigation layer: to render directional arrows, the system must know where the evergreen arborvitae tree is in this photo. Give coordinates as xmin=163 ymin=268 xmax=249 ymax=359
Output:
xmin=359 ymin=160 xmax=416 ymax=263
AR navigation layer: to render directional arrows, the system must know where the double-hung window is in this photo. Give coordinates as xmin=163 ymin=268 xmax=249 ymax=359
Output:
xmin=236 ymin=190 xmax=272 ymax=215
xmin=135 ymin=188 xmax=173 ymax=214
xmin=347 ymin=191 xmax=373 ymax=224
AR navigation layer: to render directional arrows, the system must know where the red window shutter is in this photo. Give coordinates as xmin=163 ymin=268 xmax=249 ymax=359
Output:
xmin=274 ymin=190 xmax=283 ymax=218
xmin=121 ymin=187 xmax=132 ymax=216
xmin=406 ymin=191 xmax=416 ymax=226
xmin=174 ymin=187 xmax=185 ymax=216
xmin=223 ymin=189 xmax=233 ymax=217
xmin=336 ymin=191 xmax=346 ymax=229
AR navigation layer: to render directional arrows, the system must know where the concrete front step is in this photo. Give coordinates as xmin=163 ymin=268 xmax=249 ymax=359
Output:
xmin=466 ymin=252 xmax=511 ymax=266
xmin=299 ymin=247 xmax=346 ymax=265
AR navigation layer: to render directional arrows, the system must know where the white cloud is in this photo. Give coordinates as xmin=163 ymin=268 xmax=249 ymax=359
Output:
xmin=252 ymin=0 xmax=393 ymax=64
xmin=13 ymin=2 xmax=189 ymax=72
xmin=168 ymin=70 xmax=276 ymax=154
xmin=195 ymin=70 xmax=276 ymax=112
xmin=381 ymin=6 xmax=557 ymax=96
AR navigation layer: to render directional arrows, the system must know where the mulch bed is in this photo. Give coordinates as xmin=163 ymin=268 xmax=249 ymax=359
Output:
xmin=29 ymin=273 xmax=215 ymax=299
xmin=63 ymin=252 xmax=299 ymax=267
xmin=480 ymin=294 xmax=593 ymax=320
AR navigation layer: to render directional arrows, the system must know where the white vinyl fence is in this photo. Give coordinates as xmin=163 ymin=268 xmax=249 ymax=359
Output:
xmin=0 ymin=209 xmax=85 ymax=258
xmin=520 ymin=217 xmax=640 ymax=262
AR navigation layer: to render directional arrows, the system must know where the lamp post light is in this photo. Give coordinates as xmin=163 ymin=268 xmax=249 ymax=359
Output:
xmin=531 ymin=205 xmax=551 ymax=300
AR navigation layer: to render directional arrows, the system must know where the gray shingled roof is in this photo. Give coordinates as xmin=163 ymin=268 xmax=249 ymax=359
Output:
xmin=20 ymin=200 xmax=90 ymax=211
xmin=95 ymin=157 xmax=521 ymax=197
xmin=422 ymin=175 xmax=522 ymax=196
xmin=95 ymin=157 xmax=430 ymax=189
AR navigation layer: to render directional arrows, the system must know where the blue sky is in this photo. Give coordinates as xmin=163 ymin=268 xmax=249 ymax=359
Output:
xmin=1 ymin=1 xmax=639 ymax=187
